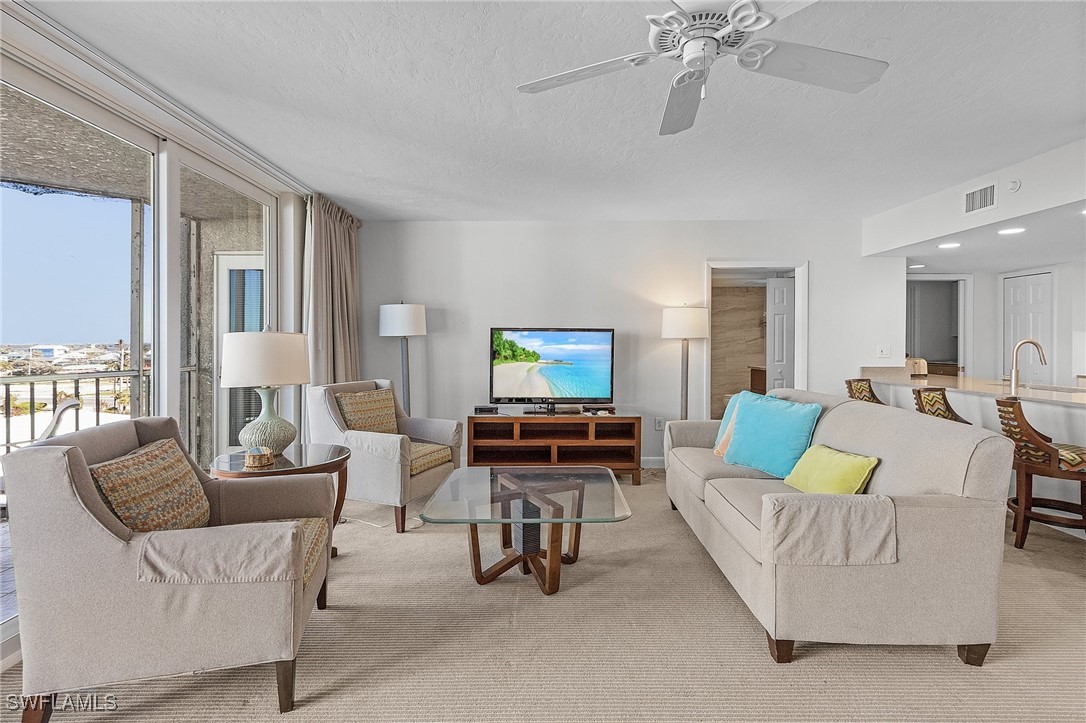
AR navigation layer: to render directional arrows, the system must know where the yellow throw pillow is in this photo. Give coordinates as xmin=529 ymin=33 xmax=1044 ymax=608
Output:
xmin=89 ymin=438 xmax=210 ymax=531
xmin=784 ymin=445 xmax=879 ymax=495
xmin=335 ymin=388 xmax=398 ymax=434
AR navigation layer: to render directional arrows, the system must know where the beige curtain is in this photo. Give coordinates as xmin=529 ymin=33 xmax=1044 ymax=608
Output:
xmin=303 ymin=194 xmax=363 ymax=386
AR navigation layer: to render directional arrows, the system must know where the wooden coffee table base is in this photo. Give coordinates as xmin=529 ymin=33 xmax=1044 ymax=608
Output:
xmin=467 ymin=519 xmax=582 ymax=596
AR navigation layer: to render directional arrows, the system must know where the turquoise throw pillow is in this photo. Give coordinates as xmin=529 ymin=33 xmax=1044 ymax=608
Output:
xmin=723 ymin=394 xmax=822 ymax=478
xmin=713 ymin=391 xmax=757 ymax=450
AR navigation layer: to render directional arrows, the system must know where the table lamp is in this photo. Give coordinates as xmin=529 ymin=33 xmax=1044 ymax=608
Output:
xmin=379 ymin=302 xmax=427 ymax=416
xmin=662 ymin=306 xmax=709 ymax=420
xmin=219 ymin=330 xmax=310 ymax=454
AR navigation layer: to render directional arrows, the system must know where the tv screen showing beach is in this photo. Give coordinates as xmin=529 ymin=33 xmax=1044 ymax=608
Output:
xmin=490 ymin=329 xmax=614 ymax=402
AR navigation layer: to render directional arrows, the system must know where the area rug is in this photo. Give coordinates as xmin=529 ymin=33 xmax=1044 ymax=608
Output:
xmin=2 ymin=469 xmax=1083 ymax=722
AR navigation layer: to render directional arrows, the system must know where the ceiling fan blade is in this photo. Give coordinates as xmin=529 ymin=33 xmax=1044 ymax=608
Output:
xmin=758 ymin=0 xmax=819 ymax=24
xmin=517 ymin=52 xmax=661 ymax=94
xmin=737 ymin=39 xmax=887 ymax=93
xmin=659 ymin=69 xmax=708 ymax=136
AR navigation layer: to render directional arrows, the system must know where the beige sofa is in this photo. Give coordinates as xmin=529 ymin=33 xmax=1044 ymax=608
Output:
xmin=664 ymin=389 xmax=1013 ymax=666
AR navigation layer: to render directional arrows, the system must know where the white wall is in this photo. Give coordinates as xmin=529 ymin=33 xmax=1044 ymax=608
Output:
xmin=863 ymin=140 xmax=1086 ymax=255
xmin=359 ymin=221 xmax=905 ymax=463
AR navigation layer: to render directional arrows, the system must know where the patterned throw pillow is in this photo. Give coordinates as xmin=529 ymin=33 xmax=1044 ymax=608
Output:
xmin=89 ymin=438 xmax=209 ymax=531
xmin=335 ymin=388 xmax=398 ymax=434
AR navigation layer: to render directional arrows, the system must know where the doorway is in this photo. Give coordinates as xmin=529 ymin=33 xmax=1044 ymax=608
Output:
xmin=705 ymin=262 xmax=807 ymax=418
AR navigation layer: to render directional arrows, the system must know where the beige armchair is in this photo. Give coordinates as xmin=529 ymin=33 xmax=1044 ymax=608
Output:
xmin=0 ymin=417 xmax=334 ymax=721
xmin=307 ymin=379 xmax=462 ymax=532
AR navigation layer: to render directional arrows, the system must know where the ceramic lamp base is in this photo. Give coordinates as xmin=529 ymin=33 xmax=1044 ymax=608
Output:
xmin=238 ymin=386 xmax=297 ymax=455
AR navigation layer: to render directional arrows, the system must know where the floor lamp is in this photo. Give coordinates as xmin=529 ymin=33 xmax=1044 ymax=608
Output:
xmin=662 ymin=306 xmax=709 ymax=420
xmin=379 ymin=302 xmax=427 ymax=416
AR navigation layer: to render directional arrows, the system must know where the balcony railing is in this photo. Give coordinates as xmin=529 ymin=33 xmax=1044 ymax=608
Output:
xmin=1 ymin=370 xmax=150 ymax=454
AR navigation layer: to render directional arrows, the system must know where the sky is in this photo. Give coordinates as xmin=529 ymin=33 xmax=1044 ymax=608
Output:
xmin=504 ymin=330 xmax=613 ymax=361
xmin=0 ymin=186 xmax=150 ymax=345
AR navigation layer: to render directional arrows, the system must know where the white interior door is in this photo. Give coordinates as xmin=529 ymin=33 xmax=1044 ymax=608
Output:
xmin=765 ymin=278 xmax=796 ymax=390
xmin=1003 ymin=272 xmax=1053 ymax=383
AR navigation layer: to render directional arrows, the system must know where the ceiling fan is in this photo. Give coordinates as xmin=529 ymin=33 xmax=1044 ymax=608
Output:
xmin=516 ymin=0 xmax=889 ymax=135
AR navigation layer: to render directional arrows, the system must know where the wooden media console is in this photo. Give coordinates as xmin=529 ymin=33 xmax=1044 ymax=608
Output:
xmin=467 ymin=415 xmax=642 ymax=485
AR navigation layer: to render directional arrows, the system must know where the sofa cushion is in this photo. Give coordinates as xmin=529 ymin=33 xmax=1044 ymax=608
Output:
xmin=669 ymin=447 xmax=777 ymax=500
xmin=409 ymin=442 xmax=453 ymax=476
xmin=784 ymin=444 xmax=879 ymax=494
xmin=704 ymin=477 xmax=794 ymax=560
xmin=89 ymin=438 xmax=210 ymax=532
xmin=724 ymin=394 xmax=821 ymax=478
xmin=335 ymin=388 xmax=399 ymax=435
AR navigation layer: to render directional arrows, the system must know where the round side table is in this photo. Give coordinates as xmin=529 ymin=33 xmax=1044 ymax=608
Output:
xmin=211 ymin=443 xmax=350 ymax=558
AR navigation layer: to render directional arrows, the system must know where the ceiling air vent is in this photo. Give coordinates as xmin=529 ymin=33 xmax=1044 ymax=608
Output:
xmin=964 ymin=184 xmax=996 ymax=215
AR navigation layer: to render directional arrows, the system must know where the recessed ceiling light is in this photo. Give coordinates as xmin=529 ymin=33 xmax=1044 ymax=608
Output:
xmin=908 ymin=264 xmax=926 ymax=269
xmin=997 ymin=228 xmax=1026 ymax=235
xmin=937 ymin=242 xmax=960 ymax=249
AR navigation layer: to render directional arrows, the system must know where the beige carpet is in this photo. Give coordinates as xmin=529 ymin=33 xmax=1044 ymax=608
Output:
xmin=2 ymin=469 xmax=1083 ymax=722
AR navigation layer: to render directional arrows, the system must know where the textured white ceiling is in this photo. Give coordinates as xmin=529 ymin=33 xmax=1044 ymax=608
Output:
xmin=29 ymin=1 xmax=1086 ymax=221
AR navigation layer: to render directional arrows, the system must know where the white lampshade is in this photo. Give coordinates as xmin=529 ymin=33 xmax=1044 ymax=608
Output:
xmin=220 ymin=332 xmax=310 ymax=388
xmin=379 ymin=303 xmax=427 ymax=337
xmin=661 ymin=307 xmax=709 ymax=339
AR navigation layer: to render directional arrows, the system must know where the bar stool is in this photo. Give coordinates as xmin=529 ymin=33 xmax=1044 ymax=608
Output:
xmin=995 ymin=397 xmax=1086 ymax=549
xmin=845 ymin=379 xmax=885 ymax=404
xmin=913 ymin=387 xmax=971 ymax=424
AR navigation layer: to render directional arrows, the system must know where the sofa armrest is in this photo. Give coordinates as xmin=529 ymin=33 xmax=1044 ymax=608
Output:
xmin=762 ymin=493 xmax=1005 ymax=567
xmin=663 ymin=420 xmax=720 ymax=468
xmin=137 ymin=521 xmax=304 ymax=583
xmin=761 ymin=493 xmax=898 ymax=566
xmin=342 ymin=429 xmax=410 ymax=464
xmin=400 ymin=416 xmax=463 ymax=448
xmin=203 ymin=473 xmax=335 ymax=528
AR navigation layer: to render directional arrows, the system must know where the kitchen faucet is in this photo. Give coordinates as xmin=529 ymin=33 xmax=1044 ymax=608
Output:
xmin=1010 ymin=339 xmax=1048 ymax=397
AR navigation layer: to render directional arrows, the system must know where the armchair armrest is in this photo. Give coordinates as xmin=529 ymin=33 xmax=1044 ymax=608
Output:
xmin=137 ymin=521 xmax=304 ymax=584
xmin=663 ymin=420 xmax=721 ymax=467
xmin=342 ymin=429 xmax=411 ymax=463
xmin=400 ymin=416 xmax=463 ymax=447
xmin=203 ymin=473 xmax=335 ymax=527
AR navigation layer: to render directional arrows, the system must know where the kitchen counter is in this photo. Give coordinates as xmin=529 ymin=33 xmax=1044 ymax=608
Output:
xmin=861 ymin=368 xmax=1086 ymax=408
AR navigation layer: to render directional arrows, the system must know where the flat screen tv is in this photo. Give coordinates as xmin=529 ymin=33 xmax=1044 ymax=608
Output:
xmin=490 ymin=328 xmax=614 ymax=405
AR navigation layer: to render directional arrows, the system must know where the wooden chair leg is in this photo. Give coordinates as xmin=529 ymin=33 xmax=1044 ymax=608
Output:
xmin=394 ymin=505 xmax=407 ymax=533
xmin=957 ymin=643 xmax=991 ymax=666
xmin=766 ymin=631 xmax=794 ymax=663
xmin=276 ymin=658 xmax=296 ymax=713
xmin=20 ymin=696 xmax=52 ymax=723
xmin=1014 ymin=469 xmax=1032 ymax=549
xmin=316 ymin=576 xmax=327 ymax=610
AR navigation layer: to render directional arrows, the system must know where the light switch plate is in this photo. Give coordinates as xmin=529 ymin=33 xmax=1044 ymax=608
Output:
xmin=876 ymin=344 xmax=891 ymax=358
xmin=655 ymin=417 xmax=665 ymax=431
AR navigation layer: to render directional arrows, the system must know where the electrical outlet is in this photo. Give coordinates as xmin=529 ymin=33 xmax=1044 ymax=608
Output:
xmin=655 ymin=417 xmax=665 ymax=431
xmin=876 ymin=344 xmax=891 ymax=359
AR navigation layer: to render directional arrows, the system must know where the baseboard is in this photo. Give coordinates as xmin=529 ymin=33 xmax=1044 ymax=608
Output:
xmin=641 ymin=457 xmax=664 ymax=469
xmin=1 ymin=633 xmax=21 ymax=673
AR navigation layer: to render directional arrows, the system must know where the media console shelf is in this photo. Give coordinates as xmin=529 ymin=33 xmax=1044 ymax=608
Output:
xmin=467 ymin=415 xmax=642 ymax=485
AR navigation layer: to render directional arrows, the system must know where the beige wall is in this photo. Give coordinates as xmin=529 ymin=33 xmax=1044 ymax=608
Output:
xmin=710 ymin=287 xmax=766 ymax=418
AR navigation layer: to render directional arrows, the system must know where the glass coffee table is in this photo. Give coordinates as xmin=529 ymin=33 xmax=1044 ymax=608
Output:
xmin=420 ymin=466 xmax=631 ymax=595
